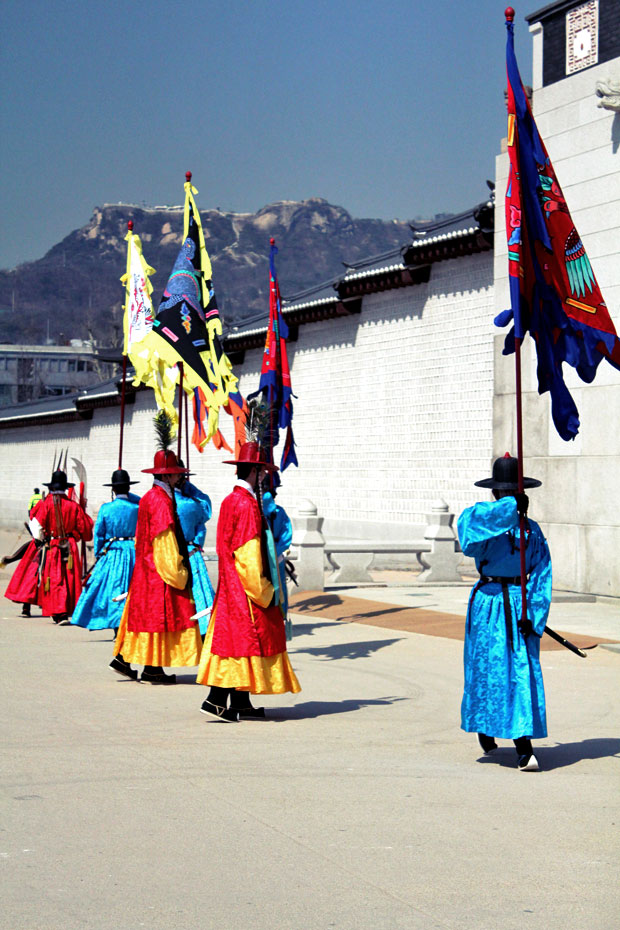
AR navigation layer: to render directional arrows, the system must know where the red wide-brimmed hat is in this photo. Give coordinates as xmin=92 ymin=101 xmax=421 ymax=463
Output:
xmin=223 ymin=441 xmax=278 ymax=472
xmin=142 ymin=450 xmax=188 ymax=475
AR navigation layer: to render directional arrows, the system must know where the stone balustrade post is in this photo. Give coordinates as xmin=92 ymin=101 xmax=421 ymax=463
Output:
xmin=291 ymin=498 xmax=325 ymax=591
xmin=417 ymin=498 xmax=462 ymax=583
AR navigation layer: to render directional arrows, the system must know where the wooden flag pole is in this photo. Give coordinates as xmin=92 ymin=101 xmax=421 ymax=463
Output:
xmin=184 ymin=390 xmax=190 ymax=469
xmin=177 ymin=362 xmax=184 ymax=459
xmin=118 ymin=220 xmax=133 ymax=469
xmin=514 ymin=335 xmax=529 ymax=629
xmin=118 ymin=354 xmax=128 ymax=469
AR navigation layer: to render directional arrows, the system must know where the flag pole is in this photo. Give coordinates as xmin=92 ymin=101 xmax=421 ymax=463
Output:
xmin=268 ymin=238 xmax=278 ymax=487
xmin=118 ymin=220 xmax=133 ymax=469
xmin=504 ymin=7 xmax=529 ymax=628
xmin=184 ymin=390 xmax=190 ymax=468
xmin=177 ymin=361 xmax=184 ymax=459
xmin=514 ymin=335 xmax=528 ymax=628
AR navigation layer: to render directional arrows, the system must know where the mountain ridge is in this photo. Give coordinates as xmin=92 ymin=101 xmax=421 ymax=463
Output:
xmin=0 ymin=198 xmax=418 ymax=346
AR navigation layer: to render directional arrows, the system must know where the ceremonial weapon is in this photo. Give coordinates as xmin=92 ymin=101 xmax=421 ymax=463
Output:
xmin=543 ymin=626 xmax=594 ymax=658
xmin=0 ymin=540 xmax=32 ymax=567
xmin=190 ymin=607 xmax=210 ymax=621
xmin=284 ymin=557 xmax=298 ymax=587
xmin=71 ymin=457 xmax=89 ymax=572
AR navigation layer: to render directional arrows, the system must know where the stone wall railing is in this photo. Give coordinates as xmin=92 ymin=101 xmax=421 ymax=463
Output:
xmin=290 ymin=498 xmax=463 ymax=590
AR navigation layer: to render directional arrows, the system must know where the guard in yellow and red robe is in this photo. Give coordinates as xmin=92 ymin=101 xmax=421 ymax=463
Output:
xmin=111 ymin=448 xmax=201 ymax=684
xmin=21 ymin=468 xmax=93 ymax=623
xmin=197 ymin=441 xmax=300 ymax=721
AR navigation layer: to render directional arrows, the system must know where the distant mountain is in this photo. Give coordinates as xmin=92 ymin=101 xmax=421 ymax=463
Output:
xmin=0 ymin=199 xmax=415 ymax=346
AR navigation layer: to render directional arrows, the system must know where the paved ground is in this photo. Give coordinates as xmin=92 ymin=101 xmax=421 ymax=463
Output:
xmin=1 ymin=553 xmax=619 ymax=930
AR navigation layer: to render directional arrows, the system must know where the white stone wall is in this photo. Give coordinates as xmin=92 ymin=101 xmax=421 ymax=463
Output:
xmin=0 ymin=250 xmax=495 ymax=552
xmin=494 ymin=54 xmax=620 ymax=596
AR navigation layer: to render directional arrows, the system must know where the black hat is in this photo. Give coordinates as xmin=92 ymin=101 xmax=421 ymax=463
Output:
xmin=43 ymin=469 xmax=75 ymax=491
xmin=103 ymin=468 xmax=139 ymax=488
xmin=474 ymin=454 xmax=541 ymax=490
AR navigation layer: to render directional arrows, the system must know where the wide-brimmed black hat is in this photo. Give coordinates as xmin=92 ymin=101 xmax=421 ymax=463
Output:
xmin=103 ymin=468 xmax=139 ymax=488
xmin=43 ymin=469 xmax=75 ymax=491
xmin=475 ymin=454 xmax=541 ymax=490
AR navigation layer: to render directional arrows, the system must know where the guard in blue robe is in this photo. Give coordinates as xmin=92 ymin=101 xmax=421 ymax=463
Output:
xmin=457 ymin=455 xmax=552 ymax=772
xmin=175 ymin=476 xmax=214 ymax=636
xmin=263 ymin=490 xmax=294 ymax=639
xmin=71 ymin=470 xmax=140 ymax=633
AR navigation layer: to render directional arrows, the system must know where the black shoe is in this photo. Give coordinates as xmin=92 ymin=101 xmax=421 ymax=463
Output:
xmin=109 ymin=657 xmax=138 ymax=681
xmin=52 ymin=614 xmax=69 ymax=625
xmin=517 ymin=753 xmax=540 ymax=772
xmin=237 ymin=705 xmax=266 ymax=719
xmin=21 ymin=605 xmax=31 ymax=618
xmin=200 ymin=700 xmax=239 ymax=722
xmin=478 ymin=733 xmax=497 ymax=755
xmin=141 ymin=669 xmax=176 ymax=684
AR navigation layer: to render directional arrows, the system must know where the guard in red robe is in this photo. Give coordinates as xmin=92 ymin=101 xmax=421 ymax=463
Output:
xmin=197 ymin=442 xmax=301 ymax=721
xmin=112 ymin=447 xmax=202 ymax=684
xmin=28 ymin=468 xmax=93 ymax=623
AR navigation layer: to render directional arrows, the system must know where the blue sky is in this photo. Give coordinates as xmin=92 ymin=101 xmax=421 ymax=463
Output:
xmin=0 ymin=0 xmax=533 ymax=270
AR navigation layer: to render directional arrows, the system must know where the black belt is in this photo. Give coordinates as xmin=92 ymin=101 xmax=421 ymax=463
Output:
xmin=105 ymin=537 xmax=134 ymax=542
xmin=471 ymin=574 xmax=529 ymax=650
xmin=487 ymin=575 xmax=525 ymax=586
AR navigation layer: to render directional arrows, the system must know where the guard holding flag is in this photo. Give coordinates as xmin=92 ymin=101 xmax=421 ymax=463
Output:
xmin=457 ymin=455 xmax=552 ymax=772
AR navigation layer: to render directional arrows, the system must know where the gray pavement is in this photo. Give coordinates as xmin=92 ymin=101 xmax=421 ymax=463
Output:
xmin=336 ymin=576 xmax=620 ymax=642
xmin=1 ymin=588 xmax=619 ymax=930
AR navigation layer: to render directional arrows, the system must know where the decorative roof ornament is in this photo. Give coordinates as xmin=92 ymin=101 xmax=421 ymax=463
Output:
xmin=595 ymin=79 xmax=620 ymax=112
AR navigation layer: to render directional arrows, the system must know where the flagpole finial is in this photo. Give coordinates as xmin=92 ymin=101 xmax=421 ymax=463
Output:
xmin=270 ymin=238 xmax=275 ymax=246
xmin=127 ymin=220 xmax=134 ymax=231
xmin=505 ymin=7 xmax=515 ymax=22
xmin=185 ymin=171 xmax=192 ymax=182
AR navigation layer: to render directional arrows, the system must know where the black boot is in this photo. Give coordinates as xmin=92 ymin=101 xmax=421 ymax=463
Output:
xmin=141 ymin=665 xmax=176 ymax=684
xmin=478 ymin=733 xmax=497 ymax=755
xmin=21 ymin=603 xmax=31 ymax=618
xmin=109 ymin=654 xmax=138 ymax=681
xmin=200 ymin=687 xmax=238 ymax=722
xmin=514 ymin=736 xmax=540 ymax=771
xmin=230 ymin=689 xmax=266 ymax=719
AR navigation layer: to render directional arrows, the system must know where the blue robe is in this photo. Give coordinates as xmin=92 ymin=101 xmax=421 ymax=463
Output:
xmin=175 ymin=482 xmax=214 ymax=636
xmin=457 ymin=496 xmax=552 ymax=740
xmin=71 ymin=493 xmax=140 ymax=631
xmin=263 ymin=492 xmax=293 ymax=639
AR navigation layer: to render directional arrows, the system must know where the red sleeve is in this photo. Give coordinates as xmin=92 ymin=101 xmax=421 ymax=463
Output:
xmin=30 ymin=498 xmax=45 ymax=522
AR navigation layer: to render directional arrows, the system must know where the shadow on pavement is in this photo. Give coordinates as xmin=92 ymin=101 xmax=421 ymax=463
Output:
xmin=475 ymin=737 xmax=620 ymax=771
xmin=271 ymin=696 xmax=408 ymax=720
xmin=540 ymin=737 xmax=620 ymax=770
xmin=289 ymin=621 xmax=339 ymax=637
xmin=290 ymin=637 xmax=404 ymax=661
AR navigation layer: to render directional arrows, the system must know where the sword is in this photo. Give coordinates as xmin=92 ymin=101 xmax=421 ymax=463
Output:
xmin=190 ymin=607 xmax=211 ymax=621
xmin=543 ymin=625 xmax=595 ymax=658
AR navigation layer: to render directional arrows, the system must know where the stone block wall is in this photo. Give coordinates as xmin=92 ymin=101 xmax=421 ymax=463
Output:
xmin=0 ymin=249 xmax=495 ymax=554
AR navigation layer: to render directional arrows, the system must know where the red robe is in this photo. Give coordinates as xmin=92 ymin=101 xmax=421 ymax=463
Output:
xmin=126 ymin=485 xmax=194 ymax=633
xmin=5 ymin=540 xmax=42 ymax=605
xmin=210 ymin=486 xmax=286 ymax=658
xmin=31 ymin=494 xmax=93 ymax=616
